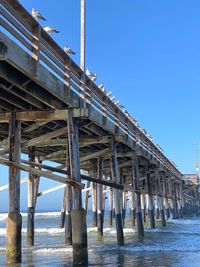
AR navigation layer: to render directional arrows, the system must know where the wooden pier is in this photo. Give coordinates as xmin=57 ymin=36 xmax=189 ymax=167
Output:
xmin=0 ymin=0 xmax=199 ymax=264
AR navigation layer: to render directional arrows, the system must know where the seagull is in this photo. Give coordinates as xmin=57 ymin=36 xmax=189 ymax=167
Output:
xmin=44 ymin=26 xmax=60 ymax=35
xmin=115 ymin=100 xmax=120 ymax=106
xmin=86 ymin=69 xmax=96 ymax=81
xmin=98 ymin=83 xmax=105 ymax=92
xmin=106 ymin=91 xmax=112 ymax=97
xmin=32 ymin=8 xmax=46 ymax=21
xmin=110 ymin=96 xmax=115 ymax=101
xmin=118 ymin=104 xmax=125 ymax=109
xmin=64 ymin=44 xmax=76 ymax=55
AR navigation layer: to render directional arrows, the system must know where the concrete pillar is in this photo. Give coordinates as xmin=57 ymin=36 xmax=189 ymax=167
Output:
xmin=6 ymin=112 xmax=22 ymax=264
xmin=71 ymin=209 xmax=88 ymax=265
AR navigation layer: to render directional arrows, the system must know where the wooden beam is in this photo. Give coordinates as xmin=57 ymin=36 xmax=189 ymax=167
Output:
xmin=80 ymin=148 xmax=110 ymax=163
xmin=0 ymin=178 xmax=28 ymax=192
xmin=0 ymin=158 xmax=83 ymax=189
xmin=23 ymin=121 xmax=49 ymax=133
xmin=0 ymin=109 xmax=88 ymax=122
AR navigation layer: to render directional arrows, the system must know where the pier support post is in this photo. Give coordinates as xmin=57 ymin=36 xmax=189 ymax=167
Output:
xmin=60 ymin=186 xmax=67 ymax=228
xmin=163 ymin=179 xmax=170 ymax=219
xmin=146 ymin=163 xmax=155 ymax=229
xmin=65 ymin=185 xmax=73 ymax=245
xmin=6 ymin=112 xmax=22 ymax=264
xmin=67 ymin=113 xmax=88 ymax=265
xmin=71 ymin=209 xmax=88 ymax=265
xmin=97 ymin=158 xmax=104 ymax=236
xmin=132 ymin=155 xmax=144 ymax=237
xmin=122 ymin=191 xmax=127 ymax=227
xmin=27 ymin=147 xmax=35 ymax=246
xmin=92 ymin=182 xmax=97 ymax=227
xmin=130 ymin=192 xmax=136 ymax=226
xmin=84 ymin=181 xmax=90 ymax=211
xmin=110 ymin=141 xmax=124 ymax=246
xmin=109 ymin=188 xmax=113 ymax=226
xmin=156 ymin=171 xmax=166 ymax=226
xmin=141 ymin=192 xmax=146 ymax=223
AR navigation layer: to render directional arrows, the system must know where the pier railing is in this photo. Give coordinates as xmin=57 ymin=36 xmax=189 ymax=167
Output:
xmin=0 ymin=0 xmax=182 ymax=180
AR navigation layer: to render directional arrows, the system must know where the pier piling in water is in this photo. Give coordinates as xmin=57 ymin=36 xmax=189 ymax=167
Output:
xmin=27 ymin=147 xmax=35 ymax=246
xmin=111 ymin=141 xmax=124 ymax=246
xmin=71 ymin=209 xmax=88 ymax=265
xmin=67 ymin=113 xmax=88 ymax=263
xmin=97 ymin=158 xmax=104 ymax=236
xmin=6 ymin=112 xmax=22 ymax=264
xmin=132 ymin=156 xmax=144 ymax=237
xmin=146 ymin=163 xmax=155 ymax=229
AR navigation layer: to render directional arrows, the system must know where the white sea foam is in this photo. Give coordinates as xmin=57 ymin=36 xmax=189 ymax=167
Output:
xmin=167 ymin=218 xmax=200 ymax=225
xmin=33 ymin=247 xmax=72 ymax=254
xmin=0 ymin=211 xmax=61 ymax=222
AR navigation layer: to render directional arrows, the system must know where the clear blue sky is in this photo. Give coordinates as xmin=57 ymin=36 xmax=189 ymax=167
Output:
xmin=1 ymin=0 xmax=200 ymax=211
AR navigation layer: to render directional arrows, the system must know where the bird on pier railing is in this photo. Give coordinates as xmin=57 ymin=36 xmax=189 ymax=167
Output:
xmin=44 ymin=26 xmax=60 ymax=35
xmin=32 ymin=8 xmax=46 ymax=21
xmin=141 ymin=128 xmax=147 ymax=135
xmin=98 ymin=83 xmax=105 ymax=92
xmin=146 ymin=134 xmax=153 ymax=141
xmin=110 ymin=95 xmax=115 ymax=101
xmin=106 ymin=91 xmax=112 ymax=97
xmin=156 ymin=144 xmax=163 ymax=152
xmin=64 ymin=44 xmax=76 ymax=55
xmin=115 ymin=101 xmax=125 ymax=109
xmin=86 ymin=69 xmax=96 ymax=81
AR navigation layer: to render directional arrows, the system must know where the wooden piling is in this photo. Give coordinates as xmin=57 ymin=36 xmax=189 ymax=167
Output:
xmin=27 ymin=147 xmax=35 ymax=246
xmin=132 ymin=156 xmax=144 ymax=237
xmin=92 ymin=182 xmax=97 ymax=227
xmin=130 ymin=192 xmax=136 ymax=226
xmin=156 ymin=172 xmax=166 ymax=226
xmin=109 ymin=188 xmax=113 ymax=226
xmin=34 ymin=157 xmax=41 ymax=208
xmin=65 ymin=185 xmax=73 ymax=245
xmin=141 ymin=192 xmax=146 ymax=223
xmin=84 ymin=181 xmax=90 ymax=211
xmin=163 ymin=178 xmax=170 ymax=219
xmin=146 ymin=163 xmax=155 ymax=229
xmin=110 ymin=141 xmax=124 ymax=246
xmin=6 ymin=111 xmax=22 ymax=264
xmin=67 ymin=113 xmax=88 ymax=264
xmin=60 ymin=186 xmax=67 ymax=228
xmin=97 ymin=158 xmax=104 ymax=236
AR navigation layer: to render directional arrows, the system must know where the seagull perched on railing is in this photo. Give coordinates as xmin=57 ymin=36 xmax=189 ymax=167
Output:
xmin=110 ymin=96 xmax=115 ymax=101
xmin=86 ymin=69 xmax=96 ymax=81
xmin=156 ymin=144 xmax=163 ymax=152
xmin=64 ymin=44 xmax=76 ymax=55
xmin=98 ymin=83 xmax=105 ymax=92
xmin=32 ymin=8 xmax=46 ymax=21
xmin=44 ymin=26 xmax=60 ymax=35
xmin=106 ymin=91 xmax=112 ymax=97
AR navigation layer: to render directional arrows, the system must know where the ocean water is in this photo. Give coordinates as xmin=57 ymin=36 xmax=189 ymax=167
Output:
xmin=0 ymin=212 xmax=200 ymax=266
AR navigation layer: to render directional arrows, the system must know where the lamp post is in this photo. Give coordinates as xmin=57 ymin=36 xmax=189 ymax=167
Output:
xmin=80 ymin=0 xmax=86 ymax=71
